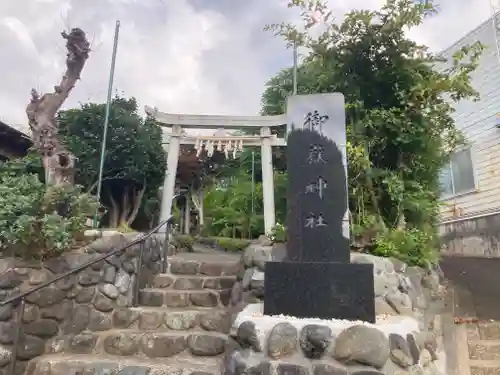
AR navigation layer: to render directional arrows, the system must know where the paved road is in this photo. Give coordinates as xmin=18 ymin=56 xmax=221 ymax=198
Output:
xmin=440 ymin=256 xmax=500 ymax=320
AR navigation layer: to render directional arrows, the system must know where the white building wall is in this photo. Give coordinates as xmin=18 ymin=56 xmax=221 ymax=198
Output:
xmin=439 ymin=13 xmax=500 ymax=221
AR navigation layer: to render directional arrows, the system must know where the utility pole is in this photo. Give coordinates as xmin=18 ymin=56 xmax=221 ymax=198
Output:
xmin=292 ymin=39 xmax=298 ymax=95
xmin=93 ymin=20 xmax=121 ymax=228
xmin=251 ymin=151 xmax=255 ymax=215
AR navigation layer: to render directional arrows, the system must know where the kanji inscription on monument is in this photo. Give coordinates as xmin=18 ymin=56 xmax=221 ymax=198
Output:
xmin=307 ymin=145 xmax=326 ymax=164
xmin=286 ymin=93 xmax=349 ymax=238
xmin=305 ymin=177 xmax=327 ymax=198
xmin=264 ymin=93 xmax=375 ymax=322
xmin=284 ymin=128 xmax=350 ymax=263
xmin=304 ymin=110 xmax=329 ymax=133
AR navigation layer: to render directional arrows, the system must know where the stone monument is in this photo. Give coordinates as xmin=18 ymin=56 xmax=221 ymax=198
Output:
xmin=264 ymin=93 xmax=375 ymax=322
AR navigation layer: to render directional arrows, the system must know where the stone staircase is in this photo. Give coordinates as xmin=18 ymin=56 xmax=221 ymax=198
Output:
xmin=467 ymin=321 xmax=500 ymax=375
xmin=26 ymin=254 xmax=241 ymax=375
xmin=448 ymin=283 xmax=500 ymax=375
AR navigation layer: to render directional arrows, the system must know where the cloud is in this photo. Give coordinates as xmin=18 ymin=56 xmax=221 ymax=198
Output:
xmin=0 ymin=0 xmax=496 ymax=134
xmin=1 ymin=17 xmax=39 ymax=56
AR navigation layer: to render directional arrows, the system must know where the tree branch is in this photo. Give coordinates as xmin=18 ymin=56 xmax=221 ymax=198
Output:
xmin=126 ymin=181 xmax=147 ymax=226
xmin=120 ymin=186 xmax=130 ymax=224
xmin=107 ymin=187 xmax=119 ymax=228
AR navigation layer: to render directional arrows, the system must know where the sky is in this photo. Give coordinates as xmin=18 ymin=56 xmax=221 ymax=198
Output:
xmin=0 ymin=0 xmax=497 ymax=134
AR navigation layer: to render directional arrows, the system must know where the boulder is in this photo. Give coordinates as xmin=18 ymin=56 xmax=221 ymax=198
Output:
xmin=333 ymin=325 xmax=390 ymax=369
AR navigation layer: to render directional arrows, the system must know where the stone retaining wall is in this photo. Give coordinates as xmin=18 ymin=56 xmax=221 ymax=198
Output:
xmin=0 ymin=232 xmax=163 ymax=375
xmin=226 ymin=320 xmax=440 ymax=375
xmin=228 ymin=239 xmax=447 ymax=375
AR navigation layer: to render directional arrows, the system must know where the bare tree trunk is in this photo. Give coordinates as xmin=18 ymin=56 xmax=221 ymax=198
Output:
xmin=119 ymin=187 xmax=131 ymax=225
xmin=126 ymin=183 xmax=147 ymax=226
xmin=199 ymin=190 xmax=204 ymax=227
xmin=180 ymin=206 xmax=185 ymax=233
xmin=106 ymin=184 xmax=148 ymax=228
xmin=108 ymin=188 xmax=119 ymax=228
xmin=26 ymin=28 xmax=90 ymax=186
xmin=190 ymin=188 xmax=204 ymax=227
xmin=184 ymin=193 xmax=191 ymax=235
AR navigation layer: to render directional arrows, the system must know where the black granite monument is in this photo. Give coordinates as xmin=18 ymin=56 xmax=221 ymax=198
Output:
xmin=263 ymin=127 xmax=376 ymax=323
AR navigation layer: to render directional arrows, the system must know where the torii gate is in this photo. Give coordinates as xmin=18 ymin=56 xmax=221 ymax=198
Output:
xmin=144 ymin=106 xmax=287 ymax=234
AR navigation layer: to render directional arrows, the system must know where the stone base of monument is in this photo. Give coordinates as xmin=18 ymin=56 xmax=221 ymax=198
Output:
xmin=264 ymin=261 xmax=376 ymax=323
xmin=225 ymin=303 xmax=444 ymax=375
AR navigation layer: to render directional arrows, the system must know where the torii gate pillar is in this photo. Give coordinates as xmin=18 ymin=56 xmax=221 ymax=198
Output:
xmin=158 ymin=124 xmax=181 ymax=233
xmin=260 ymin=126 xmax=275 ymax=234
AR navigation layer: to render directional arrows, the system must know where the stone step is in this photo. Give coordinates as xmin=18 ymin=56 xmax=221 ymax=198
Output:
xmin=139 ymin=288 xmax=231 ymax=308
xmin=169 ymin=257 xmax=241 ymax=277
xmin=112 ymin=306 xmax=233 ymax=333
xmin=470 ymin=340 xmax=500 ymax=361
xmin=469 ymin=360 xmax=500 ymax=375
xmin=153 ymin=274 xmax=237 ymax=290
xmin=50 ymin=329 xmax=229 ymax=360
xmin=477 ymin=322 xmax=500 ymax=341
xmin=26 ymin=353 xmax=221 ymax=375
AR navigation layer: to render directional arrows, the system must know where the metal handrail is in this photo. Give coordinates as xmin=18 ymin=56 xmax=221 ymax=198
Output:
xmin=1 ymin=214 xmax=173 ymax=375
xmin=0 ymin=216 xmax=172 ymax=307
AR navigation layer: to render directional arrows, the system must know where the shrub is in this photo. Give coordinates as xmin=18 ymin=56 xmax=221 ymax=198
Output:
xmin=267 ymin=222 xmax=286 ymax=243
xmin=214 ymin=237 xmax=250 ymax=252
xmin=173 ymin=234 xmax=195 ymax=252
xmin=195 ymin=236 xmax=218 ymax=248
xmin=373 ymin=228 xmax=438 ymax=268
xmin=0 ymin=174 xmax=99 ymax=260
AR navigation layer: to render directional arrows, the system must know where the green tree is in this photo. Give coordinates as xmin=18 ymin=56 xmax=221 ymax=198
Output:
xmin=175 ymin=145 xmax=227 ymax=232
xmin=261 ymin=0 xmax=483 ymax=265
xmin=203 ymin=173 xmax=264 ymax=238
xmin=0 ymin=169 xmax=98 ymax=260
xmin=216 ymin=147 xmax=287 ymax=182
xmin=57 ymin=96 xmax=166 ymax=228
xmin=202 ymin=170 xmax=287 ymax=239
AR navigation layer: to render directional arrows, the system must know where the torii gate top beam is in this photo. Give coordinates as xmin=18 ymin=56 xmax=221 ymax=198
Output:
xmin=145 ymin=106 xmax=287 ymax=130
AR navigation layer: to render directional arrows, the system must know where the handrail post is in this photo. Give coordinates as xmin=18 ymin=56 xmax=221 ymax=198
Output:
xmin=9 ymin=298 xmax=25 ymax=375
xmin=161 ymin=221 xmax=171 ymax=273
xmin=133 ymin=241 xmax=145 ymax=307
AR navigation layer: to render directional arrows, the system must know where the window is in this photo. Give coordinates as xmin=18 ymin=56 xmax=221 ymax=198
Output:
xmin=439 ymin=147 xmax=476 ymax=198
